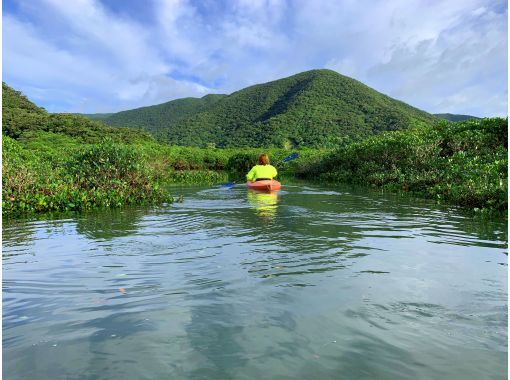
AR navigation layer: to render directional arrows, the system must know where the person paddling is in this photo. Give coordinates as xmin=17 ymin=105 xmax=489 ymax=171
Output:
xmin=246 ymin=154 xmax=277 ymax=182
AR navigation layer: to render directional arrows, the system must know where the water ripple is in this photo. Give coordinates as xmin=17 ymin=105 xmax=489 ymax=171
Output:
xmin=2 ymin=183 xmax=507 ymax=380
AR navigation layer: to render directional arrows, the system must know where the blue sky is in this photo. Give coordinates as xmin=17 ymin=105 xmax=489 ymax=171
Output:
xmin=3 ymin=0 xmax=508 ymax=116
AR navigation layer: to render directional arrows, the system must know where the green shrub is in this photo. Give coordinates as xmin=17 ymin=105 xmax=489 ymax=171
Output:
xmin=301 ymin=118 xmax=508 ymax=211
xmin=2 ymin=137 xmax=172 ymax=216
xmin=69 ymin=138 xmax=145 ymax=184
xmin=225 ymin=152 xmax=259 ymax=174
xmin=166 ymin=170 xmax=229 ymax=184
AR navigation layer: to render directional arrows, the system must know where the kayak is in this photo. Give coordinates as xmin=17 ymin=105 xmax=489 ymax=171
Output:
xmin=247 ymin=180 xmax=281 ymax=191
xmin=246 ymin=180 xmax=281 ymax=191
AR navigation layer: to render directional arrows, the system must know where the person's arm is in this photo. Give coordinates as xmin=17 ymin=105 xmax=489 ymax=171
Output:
xmin=246 ymin=166 xmax=256 ymax=182
xmin=271 ymin=165 xmax=277 ymax=178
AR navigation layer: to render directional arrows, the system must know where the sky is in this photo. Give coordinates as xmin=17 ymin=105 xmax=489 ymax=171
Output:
xmin=3 ymin=0 xmax=508 ymax=116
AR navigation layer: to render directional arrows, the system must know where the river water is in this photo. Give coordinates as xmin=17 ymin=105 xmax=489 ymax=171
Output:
xmin=3 ymin=183 xmax=508 ymax=379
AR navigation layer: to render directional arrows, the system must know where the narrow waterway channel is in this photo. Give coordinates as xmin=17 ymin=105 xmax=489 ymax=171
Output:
xmin=3 ymin=182 xmax=508 ymax=380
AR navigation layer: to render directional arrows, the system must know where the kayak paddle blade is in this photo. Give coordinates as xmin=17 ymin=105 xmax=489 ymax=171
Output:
xmin=282 ymin=152 xmax=299 ymax=163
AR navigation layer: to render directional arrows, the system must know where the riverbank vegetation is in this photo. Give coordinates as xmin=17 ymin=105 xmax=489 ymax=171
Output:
xmin=2 ymin=83 xmax=507 ymax=217
xmin=3 ymin=135 xmax=173 ymax=215
xmin=299 ymin=118 xmax=507 ymax=213
xmin=2 ymin=84 xmax=170 ymax=216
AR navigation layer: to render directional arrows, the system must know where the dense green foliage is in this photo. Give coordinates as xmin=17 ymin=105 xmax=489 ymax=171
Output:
xmin=3 ymin=83 xmax=507 ymax=216
xmin=434 ymin=113 xmax=480 ymax=122
xmin=79 ymin=112 xmax=114 ymax=120
xmin=96 ymin=94 xmax=227 ymax=131
xmin=301 ymin=118 xmax=508 ymax=212
xmin=3 ymin=82 xmax=153 ymax=143
xmin=2 ymin=82 xmax=46 ymax=113
xmin=224 ymin=148 xmax=327 ymax=178
xmin=2 ymin=84 xmax=170 ymax=216
xmin=94 ymin=70 xmax=438 ymax=148
xmin=2 ymin=136 xmax=173 ymax=216
xmin=0 ymin=83 xmax=310 ymax=215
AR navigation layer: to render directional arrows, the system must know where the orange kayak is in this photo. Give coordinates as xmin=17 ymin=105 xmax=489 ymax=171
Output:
xmin=246 ymin=180 xmax=281 ymax=191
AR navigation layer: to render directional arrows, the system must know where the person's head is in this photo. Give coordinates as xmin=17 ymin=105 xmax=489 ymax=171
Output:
xmin=258 ymin=154 xmax=270 ymax=165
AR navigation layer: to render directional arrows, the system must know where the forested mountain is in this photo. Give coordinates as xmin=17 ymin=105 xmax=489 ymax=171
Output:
xmin=434 ymin=113 xmax=480 ymax=122
xmin=2 ymin=82 xmax=152 ymax=143
xmin=98 ymin=94 xmax=227 ymax=130
xmin=95 ymin=69 xmax=438 ymax=148
xmin=80 ymin=113 xmax=114 ymax=120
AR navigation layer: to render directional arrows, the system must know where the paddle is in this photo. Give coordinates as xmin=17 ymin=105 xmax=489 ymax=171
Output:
xmin=221 ymin=181 xmax=237 ymax=188
xmin=221 ymin=152 xmax=299 ymax=188
xmin=281 ymin=152 xmax=299 ymax=163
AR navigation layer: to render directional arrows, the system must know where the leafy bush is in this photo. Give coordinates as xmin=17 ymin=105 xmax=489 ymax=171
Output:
xmin=69 ymin=139 xmax=146 ymax=184
xmin=2 ymin=137 xmax=172 ymax=216
xmin=225 ymin=152 xmax=259 ymax=174
xmin=301 ymin=118 xmax=508 ymax=212
xmin=165 ymin=170 xmax=229 ymax=184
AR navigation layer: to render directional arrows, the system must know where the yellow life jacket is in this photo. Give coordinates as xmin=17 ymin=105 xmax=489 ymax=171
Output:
xmin=246 ymin=164 xmax=277 ymax=181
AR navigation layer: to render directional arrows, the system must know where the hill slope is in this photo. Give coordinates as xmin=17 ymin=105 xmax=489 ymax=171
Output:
xmin=97 ymin=70 xmax=438 ymax=147
xmin=434 ymin=113 xmax=480 ymax=122
xmin=2 ymin=82 xmax=152 ymax=143
xmin=80 ymin=113 xmax=114 ymax=120
xmin=97 ymin=94 xmax=227 ymax=130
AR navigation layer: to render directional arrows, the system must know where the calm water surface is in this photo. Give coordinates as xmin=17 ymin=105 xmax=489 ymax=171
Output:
xmin=3 ymin=183 xmax=508 ymax=379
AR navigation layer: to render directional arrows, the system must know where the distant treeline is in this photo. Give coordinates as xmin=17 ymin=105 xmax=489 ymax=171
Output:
xmin=434 ymin=113 xmax=480 ymax=122
xmin=3 ymin=83 xmax=152 ymax=143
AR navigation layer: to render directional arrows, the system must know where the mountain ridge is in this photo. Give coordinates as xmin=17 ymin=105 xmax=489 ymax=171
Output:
xmin=433 ymin=113 xmax=480 ymax=122
xmin=2 ymin=82 xmax=152 ymax=143
xmin=93 ymin=69 xmax=438 ymax=148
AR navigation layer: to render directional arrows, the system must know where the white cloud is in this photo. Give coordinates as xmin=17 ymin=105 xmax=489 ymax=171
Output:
xmin=290 ymin=0 xmax=507 ymax=116
xmin=141 ymin=74 xmax=210 ymax=102
xmin=155 ymin=0 xmax=207 ymax=66
xmin=3 ymin=0 xmax=507 ymax=116
xmin=3 ymin=0 xmax=212 ymax=112
xmin=325 ymin=58 xmax=360 ymax=79
xmin=366 ymin=2 xmax=508 ymax=116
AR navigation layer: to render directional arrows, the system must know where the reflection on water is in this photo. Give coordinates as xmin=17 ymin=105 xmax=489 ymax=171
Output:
xmin=75 ymin=208 xmax=147 ymax=240
xmin=3 ymin=183 xmax=508 ymax=380
xmin=247 ymin=189 xmax=279 ymax=220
